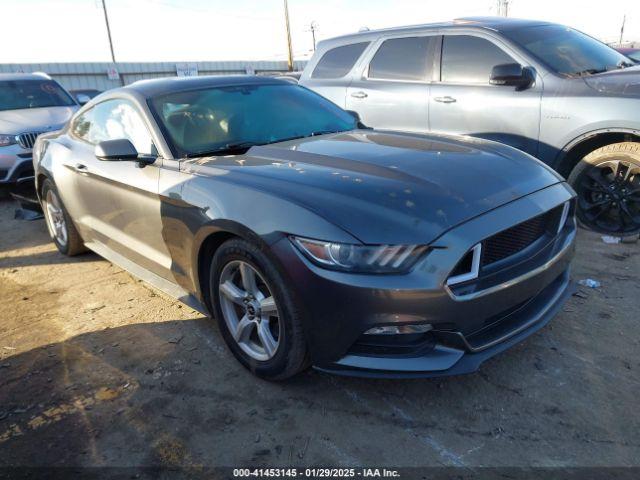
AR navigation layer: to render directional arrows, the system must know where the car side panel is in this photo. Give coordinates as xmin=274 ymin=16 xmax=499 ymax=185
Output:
xmin=428 ymin=31 xmax=543 ymax=158
xmin=538 ymin=77 xmax=640 ymax=167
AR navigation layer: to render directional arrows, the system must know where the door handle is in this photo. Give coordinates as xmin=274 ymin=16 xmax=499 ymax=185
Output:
xmin=350 ymin=91 xmax=368 ymax=99
xmin=434 ymin=96 xmax=457 ymax=104
xmin=74 ymin=163 xmax=89 ymax=174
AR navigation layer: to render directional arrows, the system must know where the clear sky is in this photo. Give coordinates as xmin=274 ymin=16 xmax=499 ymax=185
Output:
xmin=3 ymin=0 xmax=639 ymax=63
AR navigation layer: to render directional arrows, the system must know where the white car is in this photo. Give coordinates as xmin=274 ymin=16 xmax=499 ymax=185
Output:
xmin=0 ymin=73 xmax=78 ymax=193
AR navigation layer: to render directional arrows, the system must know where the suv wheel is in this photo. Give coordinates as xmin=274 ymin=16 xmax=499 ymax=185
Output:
xmin=568 ymin=142 xmax=640 ymax=236
xmin=209 ymin=238 xmax=309 ymax=380
xmin=41 ymin=179 xmax=86 ymax=256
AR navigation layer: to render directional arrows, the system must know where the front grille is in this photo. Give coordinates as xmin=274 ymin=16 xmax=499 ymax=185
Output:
xmin=16 ymin=132 xmax=43 ymax=150
xmin=481 ymin=205 xmax=563 ymax=267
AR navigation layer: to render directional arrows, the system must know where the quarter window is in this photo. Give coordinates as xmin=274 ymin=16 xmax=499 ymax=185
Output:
xmin=72 ymin=100 xmax=154 ymax=154
xmin=368 ymin=36 xmax=433 ymax=81
xmin=72 ymin=109 xmax=94 ymax=141
xmin=441 ymin=35 xmax=515 ymax=84
xmin=312 ymin=42 xmax=369 ymax=79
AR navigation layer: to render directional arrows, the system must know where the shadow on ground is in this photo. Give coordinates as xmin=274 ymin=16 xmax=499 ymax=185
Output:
xmin=1 ymin=199 xmax=639 ymax=470
xmin=1 ymin=314 xmax=639 ymax=470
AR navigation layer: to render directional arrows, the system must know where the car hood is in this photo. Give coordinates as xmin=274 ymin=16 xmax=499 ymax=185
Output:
xmin=582 ymin=66 xmax=640 ymax=96
xmin=183 ymin=131 xmax=563 ymax=244
xmin=0 ymin=106 xmax=77 ymax=134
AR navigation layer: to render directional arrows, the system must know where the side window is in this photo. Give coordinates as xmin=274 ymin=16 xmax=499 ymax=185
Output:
xmin=72 ymin=109 xmax=94 ymax=141
xmin=311 ymin=42 xmax=369 ymax=79
xmin=368 ymin=36 xmax=434 ymax=81
xmin=76 ymin=100 xmax=155 ymax=155
xmin=441 ymin=35 xmax=515 ymax=84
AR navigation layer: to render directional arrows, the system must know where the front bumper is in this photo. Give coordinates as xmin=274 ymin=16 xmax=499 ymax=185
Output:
xmin=271 ymin=182 xmax=576 ymax=378
xmin=0 ymin=146 xmax=39 ymax=209
xmin=0 ymin=144 xmax=34 ymax=185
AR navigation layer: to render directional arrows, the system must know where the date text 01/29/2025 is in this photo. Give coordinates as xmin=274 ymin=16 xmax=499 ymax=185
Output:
xmin=232 ymin=468 xmax=401 ymax=478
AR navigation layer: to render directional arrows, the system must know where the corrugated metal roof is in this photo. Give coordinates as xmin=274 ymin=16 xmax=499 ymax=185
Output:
xmin=0 ymin=61 xmax=307 ymax=91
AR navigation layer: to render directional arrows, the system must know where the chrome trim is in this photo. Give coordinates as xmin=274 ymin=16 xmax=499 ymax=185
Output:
xmin=446 ymin=230 xmax=575 ymax=302
xmin=16 ymin=131 xmax=45 ymax=150
xmin=558 ymin=201 xmax=570 ymax=234
xmin=446 ymin=272 xmax=570 ymax=352
xmin=446 ymin=243 xmax=481 ymax=286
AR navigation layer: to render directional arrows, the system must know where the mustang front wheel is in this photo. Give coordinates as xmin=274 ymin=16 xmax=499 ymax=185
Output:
xmin=210 ymin=238 xmax=309 ymax=380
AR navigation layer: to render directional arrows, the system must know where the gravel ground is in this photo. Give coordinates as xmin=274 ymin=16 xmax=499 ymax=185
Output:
xmin=0 ymin=197 xmax=639 ymax=472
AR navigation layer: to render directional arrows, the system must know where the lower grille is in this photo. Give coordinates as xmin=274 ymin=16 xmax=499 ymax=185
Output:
xmin=349 ymin=332 xmax=436 ymax=357
xmin=481 ymin=205 xmax=563 ymax=267
xmin=16 ymin=131 xmax=43 ymax=150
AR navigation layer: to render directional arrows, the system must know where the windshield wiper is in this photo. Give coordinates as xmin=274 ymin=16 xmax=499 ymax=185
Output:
xmin=570 ymin=68 xmax=607 ymax=77
xmin=184 ymin=131 xmax=345 ymax=157
xmin=184 ymin=141 xmax=257 ymax=158
xmin=615 ymin=60 xmax=635 ymax=69
xmin=262 ymin=130 xmax=344 ymax=145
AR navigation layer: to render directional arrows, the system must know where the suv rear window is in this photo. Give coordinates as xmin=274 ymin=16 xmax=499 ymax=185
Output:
xmin=368 ymin=36 xmax=434 ymax=81
xmin=312 ymin=42 xmax=369 ymax=79
xmin=441 ymin=35 xmax=514 ymax=84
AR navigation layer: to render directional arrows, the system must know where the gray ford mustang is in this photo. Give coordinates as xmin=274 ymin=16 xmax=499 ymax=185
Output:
xmin=33 ymin=76 xmax=576 ymax=380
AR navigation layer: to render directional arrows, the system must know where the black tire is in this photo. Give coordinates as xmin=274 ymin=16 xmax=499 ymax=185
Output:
xmin=41 ymin=179 xmax=86 ymax=256
xmin=209 ymin=238 xmax=309 ymax=380
xmin=568 ymin=142 xmax=640 ymax=236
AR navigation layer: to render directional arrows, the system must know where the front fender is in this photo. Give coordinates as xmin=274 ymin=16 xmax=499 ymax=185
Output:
xmin=159 ymin=175 xmax=360 ymax=301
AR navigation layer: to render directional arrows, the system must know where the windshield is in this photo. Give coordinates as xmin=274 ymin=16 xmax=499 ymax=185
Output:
xmin=503 ymin=25 xmax=633 ymax=76
xmin=150 ymin=83 xmax=358 ymax=157
xmin=0 ymin=79 xmax=76 ymax=111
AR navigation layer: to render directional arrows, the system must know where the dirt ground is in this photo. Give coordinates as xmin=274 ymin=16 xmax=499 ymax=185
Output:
xmin=0 ymin=196 xmax=639 ymax=472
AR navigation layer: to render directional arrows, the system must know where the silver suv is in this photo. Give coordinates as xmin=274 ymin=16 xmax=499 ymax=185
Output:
xmin=0 ymin=73 xmax=78 ymax=193
xmin=300 ymin=17 xmax=640 ymax=235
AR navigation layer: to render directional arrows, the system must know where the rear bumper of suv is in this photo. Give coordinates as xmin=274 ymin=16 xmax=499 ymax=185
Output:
xmin=270 ymin=182 xmax=576 ymax=378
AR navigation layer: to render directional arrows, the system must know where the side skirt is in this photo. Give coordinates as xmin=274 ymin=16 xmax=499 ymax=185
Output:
xmin=84 ymin=240 xmax=209 ymax=316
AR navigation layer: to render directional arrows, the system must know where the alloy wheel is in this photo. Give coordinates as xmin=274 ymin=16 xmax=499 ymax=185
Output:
xmin=43 ymin=189 xmax=68 ymax=247
xmin=218 ymin=260 xmax=281 ymax=361
xmin=577 ymin=159 xmax=640 ymax=234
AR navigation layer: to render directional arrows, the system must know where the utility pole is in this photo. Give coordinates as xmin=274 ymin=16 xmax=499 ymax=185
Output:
xmin=101 ymin=0 xmax=123 ymax=85
xmin=309 ymin=21 xmax=318 ymax=51
xmin=619 ymin=15 xmax=626 ymax=45
xmin=284 ymin=0 xmax=294 ymax=71
xmin=101 ymin=0 xmax=117 ymax=63
xmin=496 ymin=0 xmax=510 ymax=17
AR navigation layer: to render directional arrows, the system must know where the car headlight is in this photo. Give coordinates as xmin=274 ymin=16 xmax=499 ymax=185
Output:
xmin=291 ymin=236 xmax=429 ymax=273
xmin=0 ymin=134 xmax=17 ymax=147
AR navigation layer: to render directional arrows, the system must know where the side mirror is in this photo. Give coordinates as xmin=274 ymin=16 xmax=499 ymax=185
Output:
xmin=95 ymin=139 xmax=139 ymax=160
xmin=76 ymin=94 xmax=91 ymax=105
xmin=489 ymin=63 xmax=534 ymax=90
xmin=95 ymin=139 xmax=155 ymax=167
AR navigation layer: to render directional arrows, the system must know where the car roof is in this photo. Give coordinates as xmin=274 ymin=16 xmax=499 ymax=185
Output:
xmin=321 ymin=16 xmax=555 ymax=45
xmin=0 ymin=72 xmax=53 ymax=82
xmin=124 ymin=75 xmax=290 ymax=98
